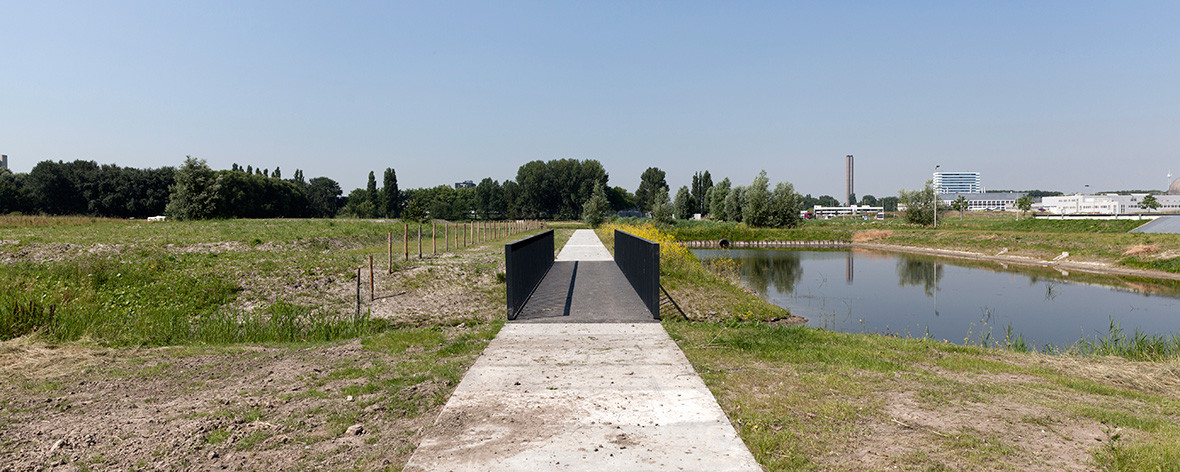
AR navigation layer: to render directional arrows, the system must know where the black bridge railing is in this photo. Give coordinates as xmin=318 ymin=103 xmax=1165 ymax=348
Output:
xmin=505 ymin=230 xmax=554 ymax=320
xmin=614 ymin=229 xmax=660 ymax=320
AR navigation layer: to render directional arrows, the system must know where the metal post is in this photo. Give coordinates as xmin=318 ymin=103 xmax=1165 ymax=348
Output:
xmin=404 ymin=224 xmax=409 ymax=260
xmin=356 ymin=267 xmax=361 ymax=317
xmin=432 ymin=222 xmax=437 ymax=255
xmin=387 ymin=232 xmax=393 ymax=274
xmin=369 ymin=255 xmax=374 ymax=301
xmin=418 ymin=223 xmax=422 ymax=258
xmin=933 ymin=165 xmax=940 ymax=229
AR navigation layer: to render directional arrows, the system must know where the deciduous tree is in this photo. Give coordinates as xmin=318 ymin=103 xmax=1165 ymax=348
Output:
xmin=742 ymin=170 xmax=771 ymax=227
xmin=165 ymin=157 xmax=220 ymax=220
xmin=635 ymin=167 xmax=668 ymax=213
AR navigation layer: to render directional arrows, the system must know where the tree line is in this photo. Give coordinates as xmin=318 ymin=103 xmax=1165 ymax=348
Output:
xmin=341 ymin=159 xmax=632 ymax=221
xmin=0 ymin=158 xmax=345 ymax=219
xmin=0 ymin=156 xmax=894 ymax=225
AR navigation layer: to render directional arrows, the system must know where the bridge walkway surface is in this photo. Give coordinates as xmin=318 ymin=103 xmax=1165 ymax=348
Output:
xmin=403 ymin=229 xmax=762 ymax=471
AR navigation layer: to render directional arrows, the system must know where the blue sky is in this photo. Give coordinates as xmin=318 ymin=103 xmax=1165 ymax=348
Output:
xmin=3 ymin=1 xmax=1178 ymax=198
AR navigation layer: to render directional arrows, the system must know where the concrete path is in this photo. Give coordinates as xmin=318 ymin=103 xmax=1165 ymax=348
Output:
xmin=556 ymin=230 xmax=614 ymax=261
xmin=404 ymin=230 xmax=762 ymax=471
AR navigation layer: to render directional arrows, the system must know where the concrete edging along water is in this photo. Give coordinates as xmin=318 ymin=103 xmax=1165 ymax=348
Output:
xmin=679 ymin=238 xmax=1180 ymax=283
xmin=852 ymin=242 xmax=1180 ymax=282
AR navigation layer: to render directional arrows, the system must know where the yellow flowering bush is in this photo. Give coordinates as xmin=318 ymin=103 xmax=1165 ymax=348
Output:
xmin=603 ymin=222 xmax=695 ymax=277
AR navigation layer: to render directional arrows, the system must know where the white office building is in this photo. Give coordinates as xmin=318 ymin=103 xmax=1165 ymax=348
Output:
xmin=933 ymin=172 xmax=981 ymax=194
xmin=939 ymin=193 xmax=1026 ymax=211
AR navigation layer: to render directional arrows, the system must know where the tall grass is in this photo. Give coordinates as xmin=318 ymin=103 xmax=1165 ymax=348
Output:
xmin=960 ymin=318 xmax=1180 ymax=361
xmin=1072 ymin=318 xmax=1180 ymax=361
xmin=666 ymin=220 xmax=852 ymax=242
xmin=0 ymin=254 xmax=370 ymax=346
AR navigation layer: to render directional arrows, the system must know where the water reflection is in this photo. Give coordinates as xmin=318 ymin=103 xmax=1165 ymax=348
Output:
xmin=737 ymin=249 xmax=804 ymax=295
xmin=896 ymin=255 xmax=943 ymax=297
xmin=691 ymin=248 xmax=1180 ymax=348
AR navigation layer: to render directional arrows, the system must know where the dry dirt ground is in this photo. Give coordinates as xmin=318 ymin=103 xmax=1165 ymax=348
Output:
xmin=2 ymin=340 xmax=447 ymax=471
xmin=1 ymin=236 xmax=513 ymax=471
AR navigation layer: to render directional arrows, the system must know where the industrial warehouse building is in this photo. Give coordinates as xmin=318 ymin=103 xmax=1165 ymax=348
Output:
xmin=1037 ymin=177 xmax=1180 ymax=214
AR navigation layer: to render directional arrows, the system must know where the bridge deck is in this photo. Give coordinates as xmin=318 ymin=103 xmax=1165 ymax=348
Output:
xmin=513 ymin=260 xmax=656 ymax=323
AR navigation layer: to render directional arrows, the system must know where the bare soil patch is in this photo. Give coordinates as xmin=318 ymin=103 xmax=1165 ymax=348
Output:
xmin=851 ymin=229 xmax=893 ymax=243
xmin=0 ymin=325 xmax=493 ymax=471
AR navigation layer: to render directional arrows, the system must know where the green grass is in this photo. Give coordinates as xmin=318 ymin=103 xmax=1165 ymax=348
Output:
xmin=1070 ymin=319 xmax=1180 ymax=361
xmin=667 ymin=220 xmax=852 ymax=242
xmin=0 ymin=217 xmax=538 ymax=346
xmin=667 ymin=319 xmax=1180 ymax=471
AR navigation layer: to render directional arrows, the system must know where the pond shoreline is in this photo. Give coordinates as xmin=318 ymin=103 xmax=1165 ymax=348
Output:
xmin=853 ymin=241 xmax=1180 ymax=283
xmin=681 ymin=238 xmax=1180 ymax=283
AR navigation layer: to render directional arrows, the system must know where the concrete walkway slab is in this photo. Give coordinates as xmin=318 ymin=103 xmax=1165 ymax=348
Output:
xmin=403 ymin=324 xmax=762 ymax=472
xmin=556 ymin=230 xmax=614 ymax=261
xmin=404 ymin=230 xmax=761 ymax=471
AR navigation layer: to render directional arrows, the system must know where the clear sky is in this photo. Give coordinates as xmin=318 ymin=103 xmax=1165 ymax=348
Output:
xmin=3 ymin=1 xmax=1178 ymax=198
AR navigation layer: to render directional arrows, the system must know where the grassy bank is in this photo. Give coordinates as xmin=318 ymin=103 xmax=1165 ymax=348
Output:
xmin=605 ymin=221 xmax=1180 ymax=470
xmin=667 ymin=319 xmax=1180 ymax=471
xmin=596 ymin=223 xmax=798 ymax=322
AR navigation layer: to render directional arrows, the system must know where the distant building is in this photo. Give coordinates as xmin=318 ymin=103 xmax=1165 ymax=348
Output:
xmin=1039 ymin=194 xmax=1180 ymax=214
xmin=939 ymin=192 xmax=1028 ymax=212
xmin=933 ymin=171 xmax=981 ymax=194
xmin=0 ymin=154 xmax=7 ymax=169
xmin=811 ymin=205 xmax=883 ymax=219
xmin=454 ymin=180 xmax=476 ymax=189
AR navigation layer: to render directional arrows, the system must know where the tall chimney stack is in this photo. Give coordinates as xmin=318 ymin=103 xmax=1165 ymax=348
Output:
xmin=845 ymin=154 xmax=854 ymax=206
xmin=0 ymin=155 xmax=8 ymax=169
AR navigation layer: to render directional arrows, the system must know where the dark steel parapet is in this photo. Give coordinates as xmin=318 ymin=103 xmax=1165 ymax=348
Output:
xmin=614 ymin=229 xmax=660 ymax=320
xmin=505 ymin=230 xmax=554 ymax=320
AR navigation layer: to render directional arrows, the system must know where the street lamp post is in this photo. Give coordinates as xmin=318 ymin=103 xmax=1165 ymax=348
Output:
xmin=933 ymin=165 xmax=940 ymax=229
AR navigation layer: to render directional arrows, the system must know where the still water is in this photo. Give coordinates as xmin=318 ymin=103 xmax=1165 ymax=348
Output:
xmin=692 ymin=248 xmax=1180 ymax=348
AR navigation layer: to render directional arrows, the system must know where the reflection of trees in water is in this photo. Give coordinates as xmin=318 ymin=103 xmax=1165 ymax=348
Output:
xmin=897 ymin=256 xmax=943 ymax=297
xmin=737 ymin=251 xmax=805 ymax=295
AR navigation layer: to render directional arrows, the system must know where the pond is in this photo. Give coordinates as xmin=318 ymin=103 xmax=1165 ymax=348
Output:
xmin=691 ymin=248 xmax=1180 ymax=349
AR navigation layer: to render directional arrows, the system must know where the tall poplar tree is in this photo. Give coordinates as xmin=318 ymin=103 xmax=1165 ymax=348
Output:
xmin=382 ymin=168 xmax=400 ymax=218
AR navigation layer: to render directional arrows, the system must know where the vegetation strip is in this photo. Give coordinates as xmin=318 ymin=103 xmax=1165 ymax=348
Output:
xmin=598 ymin=221 xmax=1180 ymax=471
xmin=1 ymin=217 xmax=556 ymax=470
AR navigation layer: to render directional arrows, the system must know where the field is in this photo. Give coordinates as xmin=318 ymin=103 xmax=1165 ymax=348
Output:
xmin=3 ymin=216 xmax=1179 ymax=471
xmin=0 ymin=216 xmax=544 ymax=470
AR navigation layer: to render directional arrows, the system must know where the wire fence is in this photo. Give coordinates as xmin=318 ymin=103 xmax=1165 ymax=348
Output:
xmin=353 ymin=220 xmax=546 ymax=316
